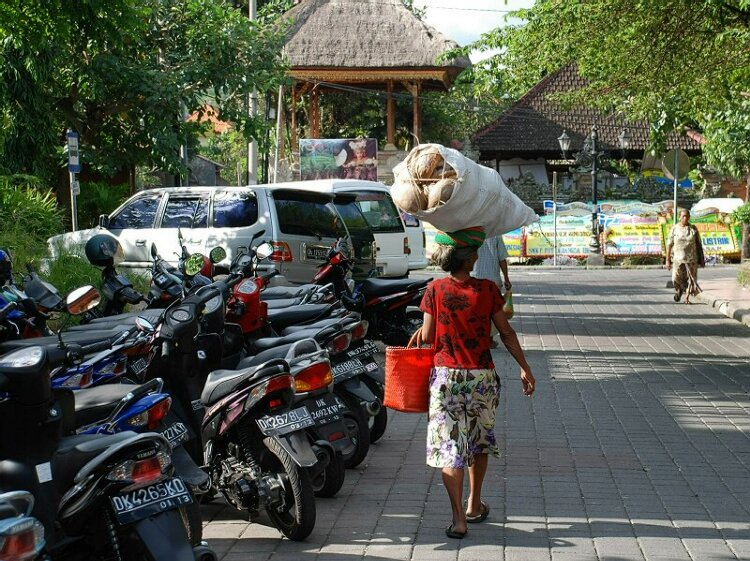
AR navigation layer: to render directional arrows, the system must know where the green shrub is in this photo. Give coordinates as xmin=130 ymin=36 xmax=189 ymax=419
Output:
xmin=77 ymin=182 xmax=131 ymax=229
xmin=731 ymin=202 xmax=750 ymax=224
xmin=0 ymin=177 xmax=63 ymax=239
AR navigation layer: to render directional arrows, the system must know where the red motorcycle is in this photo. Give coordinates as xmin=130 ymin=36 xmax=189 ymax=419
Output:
xmin=312 ymin=239 xmax=430 ymax=346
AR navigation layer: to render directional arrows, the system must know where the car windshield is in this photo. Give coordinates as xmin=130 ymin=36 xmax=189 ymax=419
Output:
xmin=354 ymin=192 xmax=404 ymax=233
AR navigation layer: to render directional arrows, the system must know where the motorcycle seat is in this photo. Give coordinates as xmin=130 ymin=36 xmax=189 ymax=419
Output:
xmin=264 ymin=297 xmax=304 ymax=309
xmin=251 ymin=327 xmax=331 ymax=352
xmin=281 ymin=317 xmax=345 ymax=335
xmin=53 ymin=431 xmax=137 ymax=493
xmin=73 ymin=383 xmax=137 ymax=428
xmin=359 ymin=278 xmax=429 ymax=298
xmin=201 ymin=359 xmax=288 ymax=405
xmin=0 ymin=327 xmax=128 ymax=353
xmin=261 ymin=284 xmax=318 ymax=300
xmin=66 ymin=310 xmax=164 ymax=332
xmin=266 ymin=303 xmax=336 ymax=331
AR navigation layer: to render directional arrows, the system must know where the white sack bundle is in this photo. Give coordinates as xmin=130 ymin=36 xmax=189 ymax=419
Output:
xmin=392 ymin=143 xmax=538 ymax=237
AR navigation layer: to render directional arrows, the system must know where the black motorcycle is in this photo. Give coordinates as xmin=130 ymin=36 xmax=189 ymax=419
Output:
xmin=0 ymin=287 xmax=213 ymax=561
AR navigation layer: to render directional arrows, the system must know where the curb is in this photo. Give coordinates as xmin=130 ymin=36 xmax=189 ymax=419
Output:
xmin=696 ymin=291 xmax=750 ymax=328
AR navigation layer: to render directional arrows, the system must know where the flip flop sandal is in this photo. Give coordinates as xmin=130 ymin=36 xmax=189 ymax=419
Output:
xmin=445 ymin=524 xmax=467 ymax=539
xmin=466 ymin=501 xmax=490 ymax=523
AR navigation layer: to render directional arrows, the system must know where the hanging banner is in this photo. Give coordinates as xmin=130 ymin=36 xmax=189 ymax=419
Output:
xmin=604 ymin=224 xmax=664 ymax=256
xmin=502 ymin=229 xmax=523 ymax=258
xmin=661 ymin=220 xmax=740 ymax=256
xmin=525 ymin=218 xmax=593 ymax=257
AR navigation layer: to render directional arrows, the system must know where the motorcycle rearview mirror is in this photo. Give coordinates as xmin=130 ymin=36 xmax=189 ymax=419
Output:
xmin=255 ymin=242 xmax=273 ymax=260
xmin=209 ymin=246 xmax=227 ymax=264
xmin=135 ymin=316 xmax=155 ymax=333
xmin=150 ymin=243 xmax=158 ymax=259
xmin=66 ymin=285 xmax=101 ymax=315
xmin=250 ymin=229 xmax=266 ymax=244
xmin=184 ymin=253 xmax=205 ymax=277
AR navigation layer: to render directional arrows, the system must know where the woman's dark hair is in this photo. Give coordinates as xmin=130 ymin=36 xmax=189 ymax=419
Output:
xmin=431 ymin=245 xmax=477 ymax=273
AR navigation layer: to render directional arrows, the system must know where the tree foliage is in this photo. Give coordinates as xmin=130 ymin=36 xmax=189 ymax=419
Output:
xmin=0 ymin=0 xmax=287 ymax=182
xmin=458 ymin=0 xmax=750 ymax=175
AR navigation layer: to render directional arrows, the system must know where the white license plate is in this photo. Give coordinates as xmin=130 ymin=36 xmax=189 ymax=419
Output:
xmin=111 ymin=478 xmax=192 ymax=524
xmin=304 ymin=246 xmax=329 ymax=261
xmin=346 ymin=341 xmax=378 ymax=359
xmin=129 ymin=357 xmax=149 ymax=377
xmin=332 ymin=358 xmax=364 ymax=376
xmin=257 ymin=406 xmax=314 ymax=436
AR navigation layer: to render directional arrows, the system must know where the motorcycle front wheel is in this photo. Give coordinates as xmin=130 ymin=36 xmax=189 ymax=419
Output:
xmin=263 ymin=437 xmax=317 ymax=541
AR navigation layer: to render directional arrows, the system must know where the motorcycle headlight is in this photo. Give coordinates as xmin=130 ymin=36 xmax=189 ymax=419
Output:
xmin=203 ymin=293 xmax=223 ymax=315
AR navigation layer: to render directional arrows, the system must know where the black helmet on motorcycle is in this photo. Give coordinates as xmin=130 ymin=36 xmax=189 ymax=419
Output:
xmin=85 ymin=234 xmax=124 ymax=267
xmin=0 ymin=248 xmax=11 ymax=284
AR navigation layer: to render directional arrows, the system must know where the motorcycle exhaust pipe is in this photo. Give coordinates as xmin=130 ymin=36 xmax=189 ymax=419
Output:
xmin=364 ymin=399 xmax=381 ymax=417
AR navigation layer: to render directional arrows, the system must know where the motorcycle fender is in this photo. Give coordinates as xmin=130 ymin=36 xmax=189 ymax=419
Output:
xmin=363 ymin=362 xmax=384 ymax=385
xmin=265 ymin=432 xmax=318 ymax=468
xmin=339 ymin=377 xmax=378 ymax=405
xmin=170 ymin=445 xmax=210 ymax=492
xmin=309 ymin=419 xmax=355 ymax=456
xmin=134 ymin=509 xmax=194 ymax=561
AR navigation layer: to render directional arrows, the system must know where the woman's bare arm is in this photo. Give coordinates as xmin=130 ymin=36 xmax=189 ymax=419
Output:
xmin=421 ymin=312 xmax=435 ymax=344
xmin=493 ymin=309 xmax=535 ymax=395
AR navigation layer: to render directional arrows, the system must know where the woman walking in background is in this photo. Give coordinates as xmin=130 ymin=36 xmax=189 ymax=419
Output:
xmin=666 ymin=209 xmax=705 ymax=304
xmin=420 ymin=226 xmax=535 ymax=539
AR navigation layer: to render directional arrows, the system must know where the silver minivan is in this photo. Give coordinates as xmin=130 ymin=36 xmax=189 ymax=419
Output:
xmin=281 ymin=180 xmax=415 ymax=277
xmin=48 ymin=183 xmax=377 ymax=284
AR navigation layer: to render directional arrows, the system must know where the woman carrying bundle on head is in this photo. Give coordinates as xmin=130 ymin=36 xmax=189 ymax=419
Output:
xmin=419 ymin=226 xmax=536 ymax=540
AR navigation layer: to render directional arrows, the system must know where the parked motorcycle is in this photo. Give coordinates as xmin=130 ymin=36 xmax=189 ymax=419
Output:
xmin=0 ymin=491 xmax=46 ymax=561
xmin=0 ymin=286 xmax=214 ymax=561
xmin=312 ymin=239 xmax=429 ymax=345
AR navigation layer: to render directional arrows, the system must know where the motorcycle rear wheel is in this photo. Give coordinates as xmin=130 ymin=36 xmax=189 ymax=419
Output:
xmin=263 ymin=437 xmax=317 ymax=541
xmin=337 ymin=391 xmax=371 ymax=468
xmin=312 ymin=453 xmax=346 ymax=498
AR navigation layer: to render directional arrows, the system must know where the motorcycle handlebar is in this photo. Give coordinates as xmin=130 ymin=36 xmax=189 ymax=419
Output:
xmin=161 ymin=340 xmax=172 ymax=358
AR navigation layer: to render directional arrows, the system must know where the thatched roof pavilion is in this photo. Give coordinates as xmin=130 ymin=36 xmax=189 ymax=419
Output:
xmin=282 ymin=0 xmax=470 ymax=147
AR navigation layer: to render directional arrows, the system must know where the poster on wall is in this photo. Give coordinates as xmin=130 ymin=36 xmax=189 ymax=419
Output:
xmin=604 ymin=224 xmax=664 ymax=256
xmin=299 ymin=138 xmax=378 ymax=181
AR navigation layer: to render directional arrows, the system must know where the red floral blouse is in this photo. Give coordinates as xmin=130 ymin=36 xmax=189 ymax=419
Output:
xmin=420 ymin=277 xmax=504 ymax=369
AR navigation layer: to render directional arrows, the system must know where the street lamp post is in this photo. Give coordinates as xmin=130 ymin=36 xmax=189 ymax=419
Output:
xmin=557 ymin=126 xmax=631 ymax=256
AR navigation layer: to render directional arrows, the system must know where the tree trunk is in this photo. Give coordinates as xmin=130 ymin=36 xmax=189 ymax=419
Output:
xmin=744 ymin=172 xmax=750 ymax=261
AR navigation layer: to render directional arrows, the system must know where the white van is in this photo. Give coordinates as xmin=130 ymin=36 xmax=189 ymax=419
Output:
xmin=287 ymin=180 xmax=412 ymax=277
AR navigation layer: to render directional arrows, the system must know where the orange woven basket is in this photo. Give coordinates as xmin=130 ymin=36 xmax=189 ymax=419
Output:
xmin=383 ymin=328 xmax=434 ymax=413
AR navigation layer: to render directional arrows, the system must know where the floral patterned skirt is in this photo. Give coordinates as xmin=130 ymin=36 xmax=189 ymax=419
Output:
xmin=426 ymin=367 xmax=501 ymax=469
xmin=672 ymin=261 xmax=702 ymax=298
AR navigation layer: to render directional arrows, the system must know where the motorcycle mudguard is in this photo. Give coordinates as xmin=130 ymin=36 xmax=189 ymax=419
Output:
xmin=266 ymin=432 xmax=318 ymax=468
xmin=134 ymin=509 xmax=194 ymax=561
xmin=363 ymin=363 xmax=384 ymax=385
xmin=308 ymin=418 xmax=355 ymax=456
xmin=170 ymin=445 xmax=210 ymax=491
xmin=339 ymin=377 xmax=378 ymax=405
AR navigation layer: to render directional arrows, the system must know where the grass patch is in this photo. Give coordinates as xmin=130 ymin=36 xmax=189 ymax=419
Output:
xmin=738 ymin=264 xmax=750 ymax=288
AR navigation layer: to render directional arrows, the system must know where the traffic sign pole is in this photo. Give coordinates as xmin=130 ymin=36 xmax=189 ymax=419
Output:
xmin=66 ymin=130 xmax=81 ymax=231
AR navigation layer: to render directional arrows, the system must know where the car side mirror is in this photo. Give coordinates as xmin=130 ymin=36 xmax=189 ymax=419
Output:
xmin=98 ymin=214 xmax=110 ymax=228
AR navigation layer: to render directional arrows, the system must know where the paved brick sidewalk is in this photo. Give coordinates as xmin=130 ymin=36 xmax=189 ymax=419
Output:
xmin=203 ymin=268 xmax=750 ymax=561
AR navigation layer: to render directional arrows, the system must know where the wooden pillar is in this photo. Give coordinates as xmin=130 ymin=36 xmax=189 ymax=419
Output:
xmin=290 ymin=82 xmax=298 ymax=152
xmin=408 ymin=81 xmax=422 ymax=144
xmin=310 ymin=88 xmax=321 ymax=138
xmin=386 ymin=80 xmax=396 ymax=148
